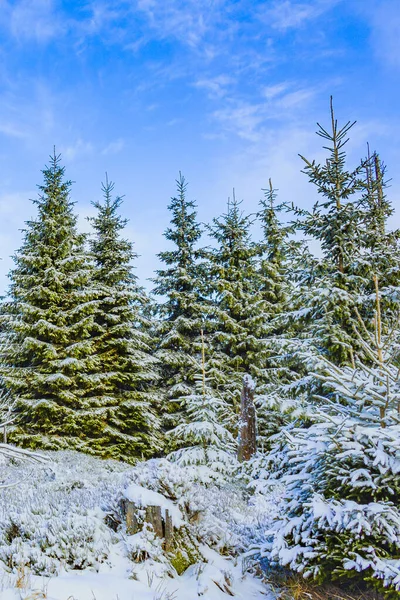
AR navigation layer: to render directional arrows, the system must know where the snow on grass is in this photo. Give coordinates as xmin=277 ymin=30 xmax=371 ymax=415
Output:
xmin=0 ymin=450 xmax=278 ymax=600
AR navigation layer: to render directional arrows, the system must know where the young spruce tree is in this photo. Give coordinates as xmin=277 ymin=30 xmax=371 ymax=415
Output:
xmin=263 ymin=277 xmax=400 ymax=595
xmin=167 ymin=332 xmax=236 ymax=484
xmin=286 ymin=98 xmax=368 ymax=365
xmin=357 ymin=150 xmax=400 ymax=318
xmin=88 ymin=177 xmax=161 ymax=461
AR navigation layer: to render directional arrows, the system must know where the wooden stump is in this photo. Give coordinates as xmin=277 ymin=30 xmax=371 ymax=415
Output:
xmin=122 ymin=500 xmax=172 ymax=547
xmin=164 ymin=509 xmax=173 ymax=552
xmin=121 ymin=500 xmax=201 ymax=574
xmin=125 ymin=501 xmax=140 ymax=535
xmin=237 ymin=374 xmax=257 ymax=462
xmin=145 ymin=505 xmax=163 ymax=538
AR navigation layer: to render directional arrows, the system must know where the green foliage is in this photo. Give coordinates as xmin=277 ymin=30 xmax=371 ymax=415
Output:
xmin=257 ymin=179 xmax=288 ymax=309
xmin=88 ymin=176 xmax=161 ymax=461
xmin=284 ymin=98 xmax=368 ymax=365
xmin=254 ymin=181 xmax=297 ymax=446
xmin=206 ymin=196 xmax=270 ymax=409
xmin=152 ymin=174 xmax=209 ymax=435
xmin=356 ymin=150 xmax=400 ymax=323
xmin=167 ymin=332 xmax=237 ymax=483
xmin=261 ymin=285 xmax=400 ymax=595
xmin=2 ymin=152 xmax=101 ymax=453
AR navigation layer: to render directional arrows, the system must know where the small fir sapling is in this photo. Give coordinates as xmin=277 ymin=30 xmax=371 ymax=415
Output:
xmin=167 ymin=330 xmax=237 ymax=484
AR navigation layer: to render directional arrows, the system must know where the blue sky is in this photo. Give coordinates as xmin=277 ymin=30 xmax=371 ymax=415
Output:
xmin=0 ymin=0 xmax=399 ymax=290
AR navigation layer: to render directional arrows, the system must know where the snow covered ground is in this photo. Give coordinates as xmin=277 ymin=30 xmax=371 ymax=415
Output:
xmin=0 ymin=548 xmax=273 ymax=600
xmin=0 ymin=451 xmax=278 ymax=600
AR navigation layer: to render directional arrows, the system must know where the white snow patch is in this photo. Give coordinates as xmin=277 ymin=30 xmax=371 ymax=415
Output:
xmin=124 ymin=483 xmax=184 ymax=528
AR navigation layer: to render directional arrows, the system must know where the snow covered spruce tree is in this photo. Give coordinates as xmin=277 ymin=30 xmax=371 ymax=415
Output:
xmin=87 ymin=177 xmax=161 ymax=461
xmin=262 ymin=276 xmax=400 ymax=595
xmin=152 ymin=174 xmax=209 ymax=436
xmin=253 ymin=181 xmax=296 ymax=446
xmin=357 ymin=149 xmax=400 ymax=319
xmin=206 ymin=195 xmax=272 ymax=413
xmin=1 ymin=152 xmax=100 ymax=452
xmin=286 ymin=98 xmax=368 ymax=365
xmin=257 ymin=180 xmax=288 ymax=319
xmin=167 ymin=331 xmax=236 ymax=484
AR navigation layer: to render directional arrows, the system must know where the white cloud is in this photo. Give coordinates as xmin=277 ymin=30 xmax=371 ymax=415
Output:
xmin=194 ymin=75 xmax=234 ymax=99
xmin=279 ymin=89 xmax=316 ymax=109
xmin=259 ymin=0 xmax=342 ymax=31
xmin=263 ymin=83 xmax=290 ymax=100
xmin=0 ymin=121 xmax=28 ymax=139
xmin=136 ymin=0 xmax=208 ymax=47
xmin=61 ymin=139 xmax=94 ymax=161
xmin=8 ymin=0 xmax=64 ymax=42
xmin=101 ymin=139 xmax=125 ymax=156
xmin=211 ymin=85 xmax=318 ymax=142
xmin=0 ymin=80 xmax=57 ymax=146
xmin=213 ymin=102 xmax=266 ymax=142
xmin=361 ymin=0 xmax=400 ymax=68
xmin=0 ymin=0 xmax=129 ymax=48
xmin=134 ymin=0 xmax=235 ymax=58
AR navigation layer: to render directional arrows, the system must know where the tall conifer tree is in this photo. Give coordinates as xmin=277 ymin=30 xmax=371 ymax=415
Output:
xmin=267 ymin=101 xmax=400 ymax=430
xmin=2 ymin=152 xmax=99 ymax=451
xmin=152 ymin=174 xmax=208 ymax=433
xmin=206 ymin=196 xmax=270 ymax=411
xmin=254 ymin=182 xmax=295 ymax=444
xmin=88 ymin=177 xmax=161 ymax=461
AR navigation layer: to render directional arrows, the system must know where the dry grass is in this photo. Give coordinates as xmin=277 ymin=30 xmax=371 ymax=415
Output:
xmin=12 ymin=565 xmax=51 ymax=599
xmin=265 ymin=572 xmax=385 ymax=600
xmin=15 ymin=565 xmax=30 ymax=590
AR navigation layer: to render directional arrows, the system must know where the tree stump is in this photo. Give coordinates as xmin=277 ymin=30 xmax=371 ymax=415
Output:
xmin=164 ymin=509 xmax=174 ymax=552
xmin=237 ymin=373 xmax=257 ymax=462
xmin=122 ymin=500 xmax=172 ymax=547
xmin=145 ymin=505 xmax=163 ymax=538
xmin=120 ymin=499 xmax=202 ymax=574
xmin=125 ymin=500 xmax=140 ymax=535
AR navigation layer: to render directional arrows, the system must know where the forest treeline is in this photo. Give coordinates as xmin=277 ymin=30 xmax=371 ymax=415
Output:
xmin=1 ymin=99 xmax=400 ymax=594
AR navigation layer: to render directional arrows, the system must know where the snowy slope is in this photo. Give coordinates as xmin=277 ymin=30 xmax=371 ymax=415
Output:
xmin=0 ymin=451 xmax=277 ymax=600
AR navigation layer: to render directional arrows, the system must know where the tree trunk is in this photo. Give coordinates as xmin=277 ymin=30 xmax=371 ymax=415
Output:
xmin=237 ymin=374 xmax=257 ymax=462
